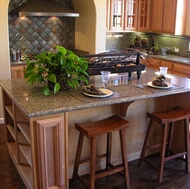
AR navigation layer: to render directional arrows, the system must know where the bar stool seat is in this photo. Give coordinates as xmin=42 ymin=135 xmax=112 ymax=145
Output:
xmin=138 ymin=106 xmax=190 ymax=183
xmin=72 ymin=115 xmax=130 ymax=189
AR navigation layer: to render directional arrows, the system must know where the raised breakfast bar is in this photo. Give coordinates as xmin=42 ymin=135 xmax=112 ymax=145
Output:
xmin=1 ymin=68 xmax=190 ymax=189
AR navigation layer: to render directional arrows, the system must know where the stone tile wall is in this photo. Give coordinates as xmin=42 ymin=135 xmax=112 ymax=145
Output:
xmin=9 ymin=0 xmax=75 ymax=57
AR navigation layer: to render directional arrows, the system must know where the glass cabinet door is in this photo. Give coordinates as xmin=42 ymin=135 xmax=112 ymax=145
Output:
xmin=107 ymin=0 xmax=148 ymax=32
xmin=109 ymin=0 xmax=125 ymax=30
xmin=125 ymin=0 xmax=138 ymax=30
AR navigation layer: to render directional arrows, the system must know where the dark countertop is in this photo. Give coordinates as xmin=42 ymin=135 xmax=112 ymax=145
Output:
xmin=150 ymin=54 xmax=190 ymax=65
xmin=1 ymin=68 xmax=190 ymax=118
xmin=10 ymin=54 xmax=190 ymax=66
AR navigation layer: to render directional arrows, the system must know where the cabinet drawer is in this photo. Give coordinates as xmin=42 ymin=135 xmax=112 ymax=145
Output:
xmin=11 ymin=65 xmax=26 ymax=79
xmin=160 ymin=60 xmax=174 ymax=73
xmin=147 ymin=58 xmax=160 ymax=70
xmin=173 ymin=63 xmax=190 ymax=78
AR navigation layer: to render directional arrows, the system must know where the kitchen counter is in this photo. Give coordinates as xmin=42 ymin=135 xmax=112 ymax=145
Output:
xmin=1 ymin=68 xmax=190 ymax=189
xmin=150 ymin=54 xmax=190 ymax=64
xmin=1 ymin=68 xmax=190 ymax=118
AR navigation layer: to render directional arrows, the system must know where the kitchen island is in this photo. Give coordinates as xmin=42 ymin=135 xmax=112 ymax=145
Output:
xmin=1 ymin=68 xmax=190 ymax=189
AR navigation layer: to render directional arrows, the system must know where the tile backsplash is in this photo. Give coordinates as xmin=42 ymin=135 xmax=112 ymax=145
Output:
xmin=9 ymin=0 xmax=75 ymax=57
xmin=106 ymin=32 xmax=190 ymax=57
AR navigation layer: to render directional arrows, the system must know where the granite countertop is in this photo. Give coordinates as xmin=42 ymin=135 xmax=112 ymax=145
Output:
xmin=1 ymin=68 xmax=190 ymax=118
xmin=150 ymin=54 xmax=190 ymax=65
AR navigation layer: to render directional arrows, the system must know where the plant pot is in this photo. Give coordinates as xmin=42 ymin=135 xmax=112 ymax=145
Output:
xmin=48 ymin=80 xmax=70 ymax=91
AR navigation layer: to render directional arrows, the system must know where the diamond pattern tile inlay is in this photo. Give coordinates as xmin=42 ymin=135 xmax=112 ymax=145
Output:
xmin=9 ymin=0 xmax=75 ymax=57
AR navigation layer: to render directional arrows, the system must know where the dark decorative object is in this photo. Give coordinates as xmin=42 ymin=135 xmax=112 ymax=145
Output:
xmin=84 ymin=51 xmax=145 ymax=79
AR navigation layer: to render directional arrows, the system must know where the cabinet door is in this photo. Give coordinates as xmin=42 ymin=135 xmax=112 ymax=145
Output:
xmin=151 ymin=0 xmax=163 ymax=32
xmin=124 ymin=0 xmax=138 ymax=31
xmin=162 ymin=0 xmax=177 ymax=34
xmin=138 ymin=0 xmax=151 ymax=31
xmin=173 ymin=63 xmax=190 ymax=78
xmin=109 ymin=0 xmax=125 ymax=30
xmin=35 ymin=116 xmax=68 ymax=189
xmin=146 ymin=58 xmax=160 ymax=70
xmin=107 ymin=0 xmax=141 ymax=32
xmin=11 ymin=65 xmax=26 ymax=79
xmin=160 ymin=60 xmax=174 ymax=74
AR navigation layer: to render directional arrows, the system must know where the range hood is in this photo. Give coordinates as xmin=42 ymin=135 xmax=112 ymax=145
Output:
xmin=10 ymin=0 xmax=79 ymax=17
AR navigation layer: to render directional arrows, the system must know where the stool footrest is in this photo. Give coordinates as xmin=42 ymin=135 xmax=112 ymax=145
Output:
xmin=164 ymin=152 xmax=187 ymax=162
xmin=79 ymin=153 xmax=107 ymax=165
xmin=146 ymin=144 xmax=161 ymax=151
xmin=95 ymin=166 xmax=124 ymax=179
xmin=141 ymin=157 xmax=158 ymax=170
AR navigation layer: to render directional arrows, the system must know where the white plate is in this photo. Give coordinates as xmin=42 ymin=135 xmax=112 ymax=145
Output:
xmin=147 ymin=81 xmax=173 ymax=89
xmin=83 ymin=88 xmax=113 ymax=98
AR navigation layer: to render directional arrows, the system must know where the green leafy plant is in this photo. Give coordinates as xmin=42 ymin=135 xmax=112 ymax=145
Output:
xmin=24 ymin=46 xmax=89 ymax=95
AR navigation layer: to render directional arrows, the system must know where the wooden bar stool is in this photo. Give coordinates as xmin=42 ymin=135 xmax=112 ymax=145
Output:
xmin=72 ymin=115 xmax=130 ymax=189
xmin=138 ymin=106 xmax=190 ymax=183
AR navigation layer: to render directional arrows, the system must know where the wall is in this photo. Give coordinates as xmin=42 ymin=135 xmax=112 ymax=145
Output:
xmin=0 ymin=0 xmax=10 ymax=122
xmin=72 ymin=0 xmax=106 ymax=54
xmin=185 ymin=0 xmax=190 ymax=35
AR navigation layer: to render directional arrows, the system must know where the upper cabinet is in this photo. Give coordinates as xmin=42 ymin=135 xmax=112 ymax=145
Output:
xmin=137 ymin=0 xmax=151 ymax=32
xmin=151 ymin=0 xmax=187 ymax=35
xmin=106 ymin=0 xmax=151 ymax=32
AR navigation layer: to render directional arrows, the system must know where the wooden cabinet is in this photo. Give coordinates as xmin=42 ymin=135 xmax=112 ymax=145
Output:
xmin=160 ymin=60 xmax=173 ymax=74
xmin=173 ymin=63 xmax=190 ymax=78
xmin=146 ymin=58 xmax=190 ymax=78
xmin=146 ymin=58 xmax=160 ymax=70
xmin=137 ymin=0 xmax=151 ymax=32
xmin=107 ymin=0 xmax=150 ymax=32
xmin=11 ymin=64 xmax=26 ymax=79
xmin=2 ymin=90 xmax=68 ymax=189
xmin=3 ymin=91 xmax=33 ymax=188
xmin=151 ymin=0 xmax=187 ymax=35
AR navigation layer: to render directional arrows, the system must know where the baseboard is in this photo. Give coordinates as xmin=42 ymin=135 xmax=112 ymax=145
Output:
xmin=0 ymin=118 xmax=4 ymax=124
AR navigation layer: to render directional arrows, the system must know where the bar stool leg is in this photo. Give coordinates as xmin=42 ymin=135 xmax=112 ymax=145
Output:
xmin=138 ymin=119 xmax=154 ymax=166
xmin=120 ymin=129 xmax=130 ymax=189
xmin=185 ymin=118 xmax=190 ymax=172
xmin=166 ymin=122 xmax=174 ymax=156
xmin=106 ymin=133 xmax=112 ymax=170
xmin=72 ymin=133 xmax=84 ymax=183
xmin=89 ymin=137 xmax=97 ymax=189
xmin=158 ymin=123 xmax=168 ymax=183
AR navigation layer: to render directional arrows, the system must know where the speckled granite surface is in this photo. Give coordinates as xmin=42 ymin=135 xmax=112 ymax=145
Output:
xmin=150 ymin=54 xmax=190 ymax=64
xmin=1 ymin=68 xmax=190 ymax=118
xmin=11 ymin=54 xmax=190 ymax=66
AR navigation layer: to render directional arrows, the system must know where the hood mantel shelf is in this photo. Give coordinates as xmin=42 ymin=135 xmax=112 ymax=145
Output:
xmin=10 ymin=0 xmax=79 ymax=17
